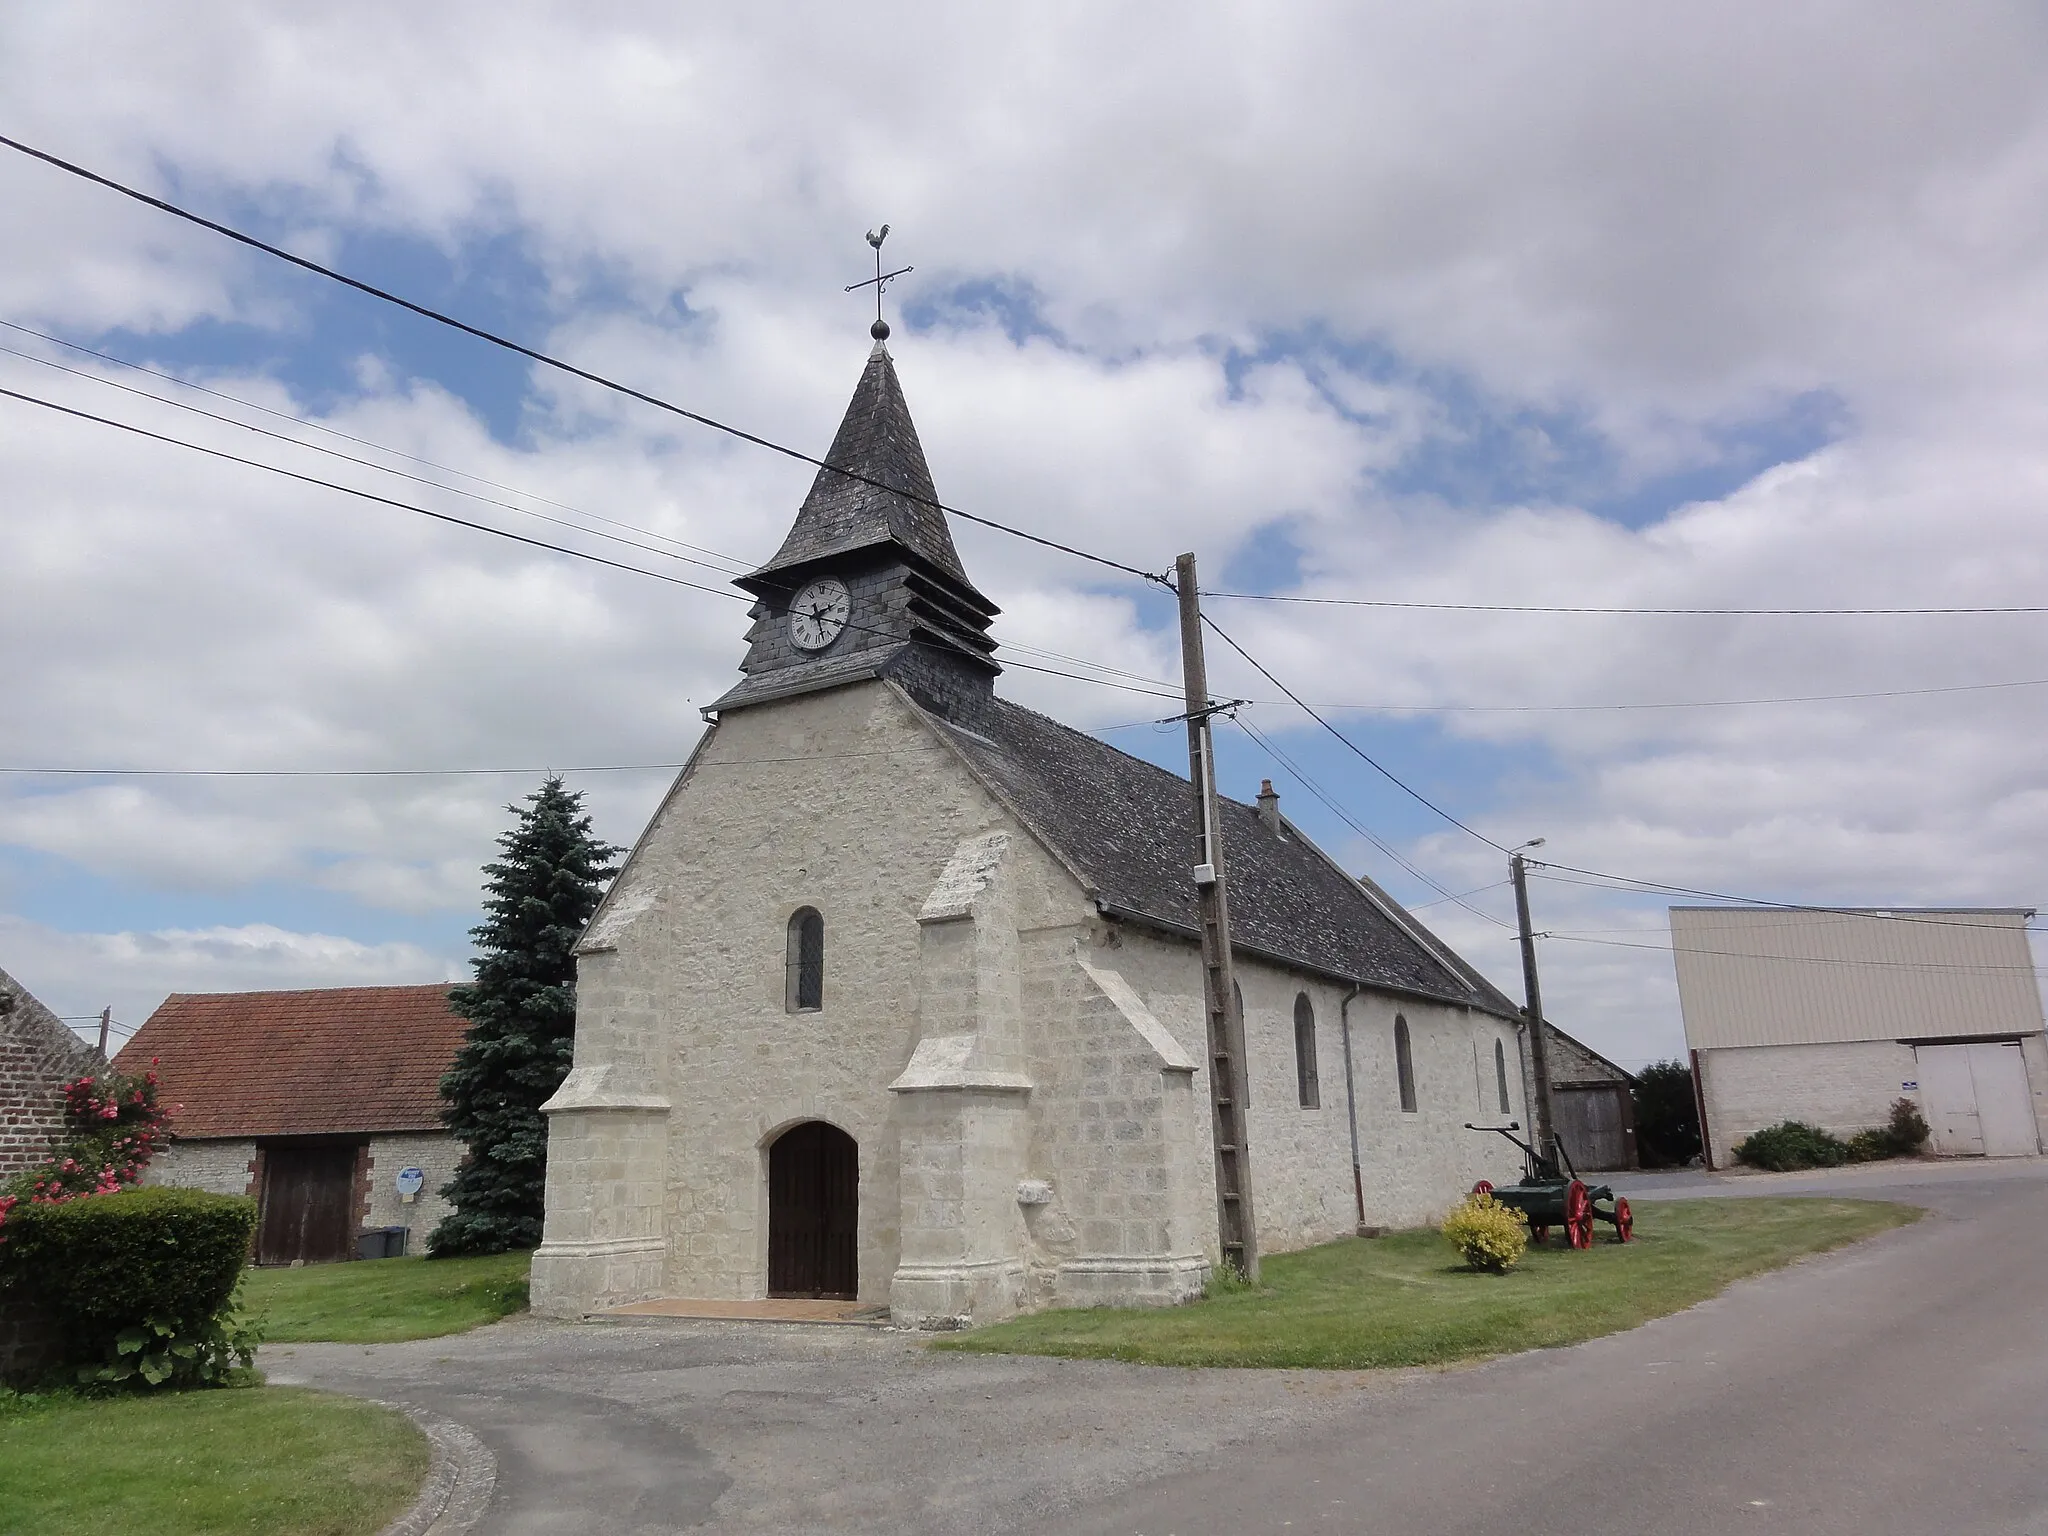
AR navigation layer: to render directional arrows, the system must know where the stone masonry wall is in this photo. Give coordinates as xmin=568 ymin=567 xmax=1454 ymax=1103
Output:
xmin=1546 ymin=1026 xmax=1629 ymax=1086
xmin=1092 ymin=926 xmax=1528 ymax=1241
xmin=1015 ymin=931 xmax=1207 ymax=1310
xmin=0 ymin=966 xmax=103 ymax=1181
xmin=539 ymin=676 xmax=1534 ymax=1315
xmin=144 ymin=1137 xmax=261 ymax=1196
xmin=1327 ymin=990 xmax=1527 ymax=1229
xmin=364 ymin=1132 xmax=463 ymax=1253
xmin=549 ymin=682 xmax=1087 ymax=1306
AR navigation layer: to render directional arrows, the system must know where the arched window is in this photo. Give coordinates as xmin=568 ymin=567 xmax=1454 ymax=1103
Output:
xmin=1293 ymin=994 xmax=1320 ymax=1108
xmin=1395 ymin=1015 xmax=1417 ymax=1113
xmin=1232 ymin=981 xmax=1249 ymax=1106
xmin=786 ymin=907 xmax=824 ymax=1012
xmin=1494 ymin=1038 xmax=1512 ymax=1114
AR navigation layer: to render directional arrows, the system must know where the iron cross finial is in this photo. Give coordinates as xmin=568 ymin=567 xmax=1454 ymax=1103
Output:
xmin=845 ymin=224 xmax=913 ymax=341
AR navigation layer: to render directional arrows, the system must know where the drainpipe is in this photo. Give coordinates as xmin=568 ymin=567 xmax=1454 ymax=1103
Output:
xmin=1340 ymin=984 xmax=1365 ymax=1231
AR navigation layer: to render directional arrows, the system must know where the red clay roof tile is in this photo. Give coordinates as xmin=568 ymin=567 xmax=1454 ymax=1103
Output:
xmin=113 ymin=985 xmax=465 ymax=1139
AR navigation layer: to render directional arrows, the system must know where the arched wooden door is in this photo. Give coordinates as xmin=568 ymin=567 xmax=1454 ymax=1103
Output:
xmin=767 ymin=1121 xmax=858 ymax=1298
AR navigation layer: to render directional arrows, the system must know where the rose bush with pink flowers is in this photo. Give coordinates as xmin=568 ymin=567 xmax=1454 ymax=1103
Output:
xmin=0 ymin=1061 xmax=175 ymax=1232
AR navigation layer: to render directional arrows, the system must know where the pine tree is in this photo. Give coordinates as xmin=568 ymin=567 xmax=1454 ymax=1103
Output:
xmin=429 ymin=777 xmax=620 ymax=1256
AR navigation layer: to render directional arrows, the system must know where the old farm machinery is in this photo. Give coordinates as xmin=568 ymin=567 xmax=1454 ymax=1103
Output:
xmin=1465 ymin=1122 xmax=1633 ymax=1248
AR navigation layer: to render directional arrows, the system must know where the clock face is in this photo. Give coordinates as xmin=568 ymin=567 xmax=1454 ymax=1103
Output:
xmin=788 ymin=577 xmax=851 ymax=651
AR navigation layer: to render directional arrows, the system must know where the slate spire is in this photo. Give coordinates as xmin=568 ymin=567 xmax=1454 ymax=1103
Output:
xmin=743 ymin=340 xmax=981 ymax=596
xmin=709 ymin=340 xmax=1002 ymax=723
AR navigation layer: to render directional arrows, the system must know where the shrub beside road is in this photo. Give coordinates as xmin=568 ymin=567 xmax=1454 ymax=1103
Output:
xmin=940 ymin=1197 xmax=1919 ymax=1369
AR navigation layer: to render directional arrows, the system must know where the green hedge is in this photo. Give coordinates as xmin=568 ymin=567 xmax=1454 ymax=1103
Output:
xmin=1735 ymin=1100 xmax=1932 ymax=1173
xmin=1734 ymin=1121 xmax=1848 ymax=1171
xmin=0 ymin=1188 xmax=258 ymax=1388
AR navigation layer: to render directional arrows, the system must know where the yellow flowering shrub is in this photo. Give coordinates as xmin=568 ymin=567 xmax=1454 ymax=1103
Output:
xmin=1441 ymin=1191 xmax=1529 ymax=1273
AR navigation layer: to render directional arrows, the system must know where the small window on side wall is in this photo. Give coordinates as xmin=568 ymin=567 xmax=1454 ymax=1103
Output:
xmin=1293 ymin=994 xmax=1320 ymax=1108
xmin=1395 ymin=1015 xmax=1417 ymax=1112
xmin=1494 ymin=1038 xmax=1512 ymax=1114
xmin=786 ymin=907 xmax=824 ymax=1012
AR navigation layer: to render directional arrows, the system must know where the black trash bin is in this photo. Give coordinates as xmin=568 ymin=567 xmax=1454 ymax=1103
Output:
xmin=355 ymin=1225 xmax=409 ymax=1260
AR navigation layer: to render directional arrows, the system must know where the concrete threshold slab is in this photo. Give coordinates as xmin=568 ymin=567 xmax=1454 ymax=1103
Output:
xmin=592 ymin=1297 xmax=891 ymax=1326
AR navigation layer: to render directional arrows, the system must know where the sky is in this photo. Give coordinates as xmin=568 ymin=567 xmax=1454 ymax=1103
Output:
xmin=4 ymin=3 xmax=2047 ymax=1069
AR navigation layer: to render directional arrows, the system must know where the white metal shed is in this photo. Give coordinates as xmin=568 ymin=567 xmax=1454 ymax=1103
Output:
xmin=1670 ymin=906 xmax=2047 ymax=1167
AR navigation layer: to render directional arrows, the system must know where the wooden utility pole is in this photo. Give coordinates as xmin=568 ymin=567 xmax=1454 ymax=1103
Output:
xmin=1175 ymin=552 xmax=1258 ymax=1279
xmin=1509 ymin=846 xmax=1559 ymax=1160
xmin=97 ymin=1007 xmax=111 ymax=1057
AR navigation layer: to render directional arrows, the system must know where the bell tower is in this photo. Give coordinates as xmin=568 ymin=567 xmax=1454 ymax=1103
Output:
xmin=706 ymin=338 xmax=1002 ymax=724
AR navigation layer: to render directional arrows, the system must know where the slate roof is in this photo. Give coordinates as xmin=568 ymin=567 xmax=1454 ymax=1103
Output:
xmin=114 ymin=985 xmax=466 ymax=1139
xmin=748 ymin=342 xmax=980 ymax=593
xmin=928 ymin=698 xmax=1517 ymax=1015
xmin=706 ymin=643 xmax=908 ymax=716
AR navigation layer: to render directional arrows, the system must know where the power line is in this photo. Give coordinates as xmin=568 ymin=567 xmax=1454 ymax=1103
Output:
xmin=1527 ymin=863 xmax=2040 ymax=934
xmin=1232 ymin=716 xmax=1514 ymax=928
xmin=0 ymin=133 xmax=1165 ymax=587
xmin=0 ymin=341 xmax=753 ymax=581
xmin=1409 ymin=879 xmax=1514 ymax=913
xmin=0 ymin=318 xmax=755 ymax=572
xmin=0 ymin=384 xmax=1185 ymax=704
xmin=1205 ymin=590 xmax=2048 ymax=619
xmin=1542 ymin=929 xmax=2048 ymax=975
xmin=0 ymin=328 xmax=1178 ymax=690
xmin=0 ymin=747 xmax=958 ymax=778
xmin=1197 ymin=607 xmax=1509 ymax=852
xmin=1 ymin=383 xmax=749 ymax=597
xmin=1316 ymin=675 xmax=2048 ymax=713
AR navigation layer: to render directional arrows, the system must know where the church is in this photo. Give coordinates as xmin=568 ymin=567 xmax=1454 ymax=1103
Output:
xmin=530 ymin=331 xmax=1531 ymax=1325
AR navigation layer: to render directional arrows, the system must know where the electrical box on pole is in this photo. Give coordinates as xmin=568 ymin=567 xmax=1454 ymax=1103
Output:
xmin=1175 ymin=552 xmax=1258 ymax=1280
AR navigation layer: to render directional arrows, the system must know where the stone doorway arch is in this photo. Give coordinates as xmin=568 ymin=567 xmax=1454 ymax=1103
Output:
xmin=767 ymin=1121 xmax=858 ymax=1298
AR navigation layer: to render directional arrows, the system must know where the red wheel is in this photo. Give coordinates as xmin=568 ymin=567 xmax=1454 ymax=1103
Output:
xmin=1564 ymin=1180 xmax=1593 ymax=1250
xmin=1472 ymin=1179 xmax=1494 ymax=1197
xmin=1614 ymin=1196 xmax=1634 ymax=1243
xmin=1529 ymin=1223 xmax=1550 ymax=1245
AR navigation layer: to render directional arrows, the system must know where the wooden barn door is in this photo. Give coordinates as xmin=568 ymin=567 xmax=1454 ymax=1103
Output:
xmin=767 ymin=1122 xmax=858 ymax=1299
xmin=256 ymin=1144 xmax=358 ymax=1265
xmin=1553 ymin=1085 xmax=1635 ymax=1171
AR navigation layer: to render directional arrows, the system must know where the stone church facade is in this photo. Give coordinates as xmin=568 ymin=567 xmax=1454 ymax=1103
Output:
xmin=532 ymin=341 xmax=1530 ymax=1324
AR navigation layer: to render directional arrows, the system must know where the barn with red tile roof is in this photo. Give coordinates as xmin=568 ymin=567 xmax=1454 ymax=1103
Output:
xmin=116 ymin=985 xmax=467 ymax=1264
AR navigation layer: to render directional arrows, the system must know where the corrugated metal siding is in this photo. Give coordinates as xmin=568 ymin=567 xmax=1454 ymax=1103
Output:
xmin=1672 ymin=907 xmax=2045 ymax=1049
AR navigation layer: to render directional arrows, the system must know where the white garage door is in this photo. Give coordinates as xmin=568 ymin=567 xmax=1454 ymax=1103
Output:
xmin=1916 ymin=1042 xmax=2039 ymax=1157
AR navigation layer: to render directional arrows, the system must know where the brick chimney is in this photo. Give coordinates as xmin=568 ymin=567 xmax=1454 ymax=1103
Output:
xmin=1256 ymin=778 xmax=1282 ymax=832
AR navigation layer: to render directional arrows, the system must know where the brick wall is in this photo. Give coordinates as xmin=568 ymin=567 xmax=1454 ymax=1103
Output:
xmin=0 ymin=966 xmax=103 ymax=1181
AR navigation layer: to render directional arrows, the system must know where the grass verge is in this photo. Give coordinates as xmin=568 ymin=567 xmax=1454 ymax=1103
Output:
xmin=244 ymin=1248 xmax=532 ymax=1343
xmin=0 ymin=1386 xmax=427 ymax=1536
xmin=936 ymin=1197 xmax=1918 ymax=1369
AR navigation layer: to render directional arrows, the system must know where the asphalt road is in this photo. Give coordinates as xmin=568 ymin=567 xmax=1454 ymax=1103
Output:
xmin=270 ymin=1160 xmax=2048 ymax=1535
xmin=1060 ymin=1163 xmax=2048 ymax=1536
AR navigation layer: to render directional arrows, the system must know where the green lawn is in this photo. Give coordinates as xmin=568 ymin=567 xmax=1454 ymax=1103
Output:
xmin=938 ymin=1197 xmax=1919 ymax=1369
xmin=244 ymin=1248 xmax=532 ymax=1343
xmin=0 ymin=1386 xmax=427 ymax=1536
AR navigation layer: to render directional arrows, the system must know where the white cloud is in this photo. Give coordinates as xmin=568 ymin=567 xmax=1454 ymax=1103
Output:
xmin=2 ymin=4 xmax=2047 ymax=1069
xmin=0 ymin=914 xmax=463 ymax=1044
